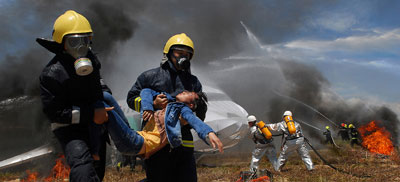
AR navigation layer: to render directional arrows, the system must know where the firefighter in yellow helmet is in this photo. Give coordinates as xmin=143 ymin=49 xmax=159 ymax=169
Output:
xmin=265 ymin=111 xmax=313 ymax=171
xmin=38 ymin=10 xmax=115 ymax=181
xmin=323 ymin=126 xmax=334 ymax=145
xmin=51 ymin=10 xmax=94 ymax=76
xmin=161 ymin=33 xmax=194 ymax=72
xmin=348 ymin=124 xmax=360 ymax=147
xmin=126 ymin=33 xmax=203 ymax=181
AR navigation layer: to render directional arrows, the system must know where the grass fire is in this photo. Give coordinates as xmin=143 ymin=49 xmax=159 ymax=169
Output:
xmin=359 ymin=121 xmax=394 ymax=156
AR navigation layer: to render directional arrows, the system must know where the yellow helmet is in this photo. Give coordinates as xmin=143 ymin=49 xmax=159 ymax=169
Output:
xmin=52 ymin=10 xmax=93 ymax=44
xmin=326 ymin=126 xmax=330 ymax=130
xmin=163 ymin=33 xmax=194 ymax=55
xmin=348 ymin=124 xmax=354 ymax=128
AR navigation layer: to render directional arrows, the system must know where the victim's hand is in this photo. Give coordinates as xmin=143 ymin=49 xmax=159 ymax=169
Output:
xmin=93 ymin=107 xmax=114 ymax=124
xmin=153 ymin=94 xmax=168 ymax=109
xmin=208 ymin=132 xmax=224 ymax=153
xmin=143 ymin=110 xmax=154 ymax=121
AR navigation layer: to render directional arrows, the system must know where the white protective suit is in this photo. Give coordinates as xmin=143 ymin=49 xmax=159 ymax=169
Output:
xmin=249 ymin=125 xmax=277 ymax=172
xmin=267 ymin=120 xmax=313 ymax=171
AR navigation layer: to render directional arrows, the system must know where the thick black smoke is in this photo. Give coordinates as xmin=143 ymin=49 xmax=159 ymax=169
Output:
xmin=83 ymin=2 xmax=140 ymax=57
xmin=268 ymin=60 xmax=329 ymax=121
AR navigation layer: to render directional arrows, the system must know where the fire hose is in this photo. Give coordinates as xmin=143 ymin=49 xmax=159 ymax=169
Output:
xmin=304 ymin=137 xmax=371 ymax=178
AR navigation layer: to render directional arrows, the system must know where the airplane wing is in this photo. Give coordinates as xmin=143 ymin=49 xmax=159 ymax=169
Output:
xmin=0 ymin=143 xmax=54 ymax=170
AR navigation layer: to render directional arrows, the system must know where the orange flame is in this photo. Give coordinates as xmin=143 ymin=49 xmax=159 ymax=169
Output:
xmin=44 ymin=155 xmax=70 ymax=182
xmin=251 ymin=176 xmax=270 ymax=182
xmin=22 ymin=170 xmax=38 ymax=182
xmin=358 ymin=121 xmax=394 ymax=155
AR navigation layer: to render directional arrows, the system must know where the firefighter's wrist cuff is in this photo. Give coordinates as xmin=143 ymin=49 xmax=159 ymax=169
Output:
xmin=71 ymin=106 xmax=80 ymax=124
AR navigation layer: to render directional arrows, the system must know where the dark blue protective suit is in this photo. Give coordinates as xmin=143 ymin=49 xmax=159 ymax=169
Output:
xmin=127 ymin=61 xmax=203 ymax=182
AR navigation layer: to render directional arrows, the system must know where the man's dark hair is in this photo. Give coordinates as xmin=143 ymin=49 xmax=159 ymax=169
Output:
xmin=194 ymin=91 xmax=208 ymax=121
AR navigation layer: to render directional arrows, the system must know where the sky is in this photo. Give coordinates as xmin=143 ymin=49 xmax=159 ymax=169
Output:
xmin=282 ymin=1 xmax=400 ymax=103
xmin=0 ymin=0 xmax=400 ymax=150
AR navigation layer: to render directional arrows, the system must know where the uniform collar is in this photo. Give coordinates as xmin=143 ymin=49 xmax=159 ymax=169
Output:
xmin=167 ymin=60 xmax=178 ymax=72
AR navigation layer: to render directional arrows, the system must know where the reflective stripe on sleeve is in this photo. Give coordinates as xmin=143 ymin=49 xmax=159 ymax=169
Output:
xmin=182 ymin=140 xmax=194 ymax=148
xmin=134 ymin=97 xmax=141 ymax=112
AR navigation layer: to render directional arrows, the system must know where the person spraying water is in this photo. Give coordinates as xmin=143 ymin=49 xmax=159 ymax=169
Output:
xmin=266 ymin=111 xmax=313 ymax=172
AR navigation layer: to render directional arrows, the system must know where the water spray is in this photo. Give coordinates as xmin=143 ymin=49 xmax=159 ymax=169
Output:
xmin=241 ymin=21 xmax=338 ymax=128
xmin=272 ymin=90 xmax=339 ymax=127
xmin=240 ymin=21 xmax=263 ymax=50
xmin=296 ymin=119 xmax=323 ymax=131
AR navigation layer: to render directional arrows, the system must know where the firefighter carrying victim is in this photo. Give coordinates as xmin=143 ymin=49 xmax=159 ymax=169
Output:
xmin=126 ymin=32 xmax=213 ymax=181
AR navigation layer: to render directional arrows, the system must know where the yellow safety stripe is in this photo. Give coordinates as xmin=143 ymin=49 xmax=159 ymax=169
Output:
xmin=182 ymin=140 xmax=194 ymax=148
xmin=134 ymin=97 xmax=141 ymax=112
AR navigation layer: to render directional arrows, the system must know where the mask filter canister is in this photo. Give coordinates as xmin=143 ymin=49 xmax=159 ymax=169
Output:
xmin=74 ymin=58 xmax=93 ymax=76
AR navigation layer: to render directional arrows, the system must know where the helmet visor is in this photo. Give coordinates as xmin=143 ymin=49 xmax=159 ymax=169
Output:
xmin=64 ymin=34 xmax=93 ymax=59
xmin=65 ymin=34 xmax=92 ymax=48
xmin=170 ymin=45 xmax=193 ymax=55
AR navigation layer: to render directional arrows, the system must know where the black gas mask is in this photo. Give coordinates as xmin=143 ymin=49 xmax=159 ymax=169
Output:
xmin=176 ymin=55 xmax=191 ymax=70
xmin=64 ymin=34 xmax=93 ymax=76
xmin=170 ymin=46 xmax=193 ymax=72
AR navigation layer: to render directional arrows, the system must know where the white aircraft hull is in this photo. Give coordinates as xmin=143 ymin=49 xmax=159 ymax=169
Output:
xmin=192 ymin=86 xmax=248 ymax=152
